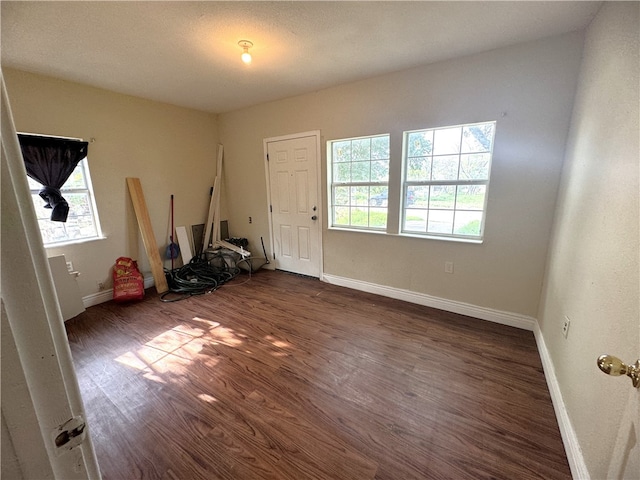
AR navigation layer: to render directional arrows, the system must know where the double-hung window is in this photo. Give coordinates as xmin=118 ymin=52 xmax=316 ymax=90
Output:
xmin=329 ymin=134 xmax=390 ymax=230
xmin=28 ymin=158 xmax=102 ymax=246
xmin=402 ymin=121 xmax=496 ymax=240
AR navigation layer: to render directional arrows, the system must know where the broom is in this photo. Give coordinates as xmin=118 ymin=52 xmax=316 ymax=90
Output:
xmin=166 ymin=194 xmax=180 ymax=269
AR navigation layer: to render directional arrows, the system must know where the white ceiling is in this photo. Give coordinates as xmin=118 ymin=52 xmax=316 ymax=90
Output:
xmin=1 ymin=1 xmax=602 ymax=114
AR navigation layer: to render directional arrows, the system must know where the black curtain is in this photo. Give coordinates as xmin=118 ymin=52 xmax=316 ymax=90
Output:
xmin=18 ymin=134 xmax=89 ymax=222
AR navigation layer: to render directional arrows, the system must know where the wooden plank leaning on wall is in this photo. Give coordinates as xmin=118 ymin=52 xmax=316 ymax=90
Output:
xmin=126 ymin=177 xmax=169 ymax=294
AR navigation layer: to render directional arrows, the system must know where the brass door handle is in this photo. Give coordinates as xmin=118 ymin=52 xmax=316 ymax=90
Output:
xmin=311 ymin=215 xmax=317 ymax=221
xmin=597 ymin=354 xmax=640 ymax=388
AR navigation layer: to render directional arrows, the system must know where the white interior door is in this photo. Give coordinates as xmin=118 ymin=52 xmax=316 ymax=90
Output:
xmin=266 ymin=132 xmax=321 ymax=277
xmin=604 ymin=341 xmax=640 ymax=478
xmin=1 ymin=72 xmax=101 ymax=479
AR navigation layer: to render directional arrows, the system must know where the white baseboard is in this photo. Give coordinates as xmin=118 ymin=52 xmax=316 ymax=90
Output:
xmin=82 ymin=275 xmax=155 ymax=308
xmin=321 ymin=274 xmax=536 ymax=330
xmin=534 ymin=325 xmax=590 ymax=480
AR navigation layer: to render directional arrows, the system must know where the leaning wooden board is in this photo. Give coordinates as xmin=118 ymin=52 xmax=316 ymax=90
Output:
xmin=126 ymin=177 xmax=169 ymax=293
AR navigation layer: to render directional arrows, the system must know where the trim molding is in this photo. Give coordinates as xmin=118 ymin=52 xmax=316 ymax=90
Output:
xmin=82 ymin=275 xmax=155 ymax=308
xmin=321 ymin=274 xmax=536 ymax=330
xmin=534 ymin=325 xmax=590 ymax=480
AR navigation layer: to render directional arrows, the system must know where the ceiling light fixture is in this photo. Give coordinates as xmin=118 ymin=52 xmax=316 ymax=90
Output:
xmin=238 ymin=40 xmax=253 ymax=65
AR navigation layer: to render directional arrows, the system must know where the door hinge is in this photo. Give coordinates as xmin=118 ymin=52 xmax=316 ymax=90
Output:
xmin=273 ymin=253 xmax=276 ymax=260
xmin=270 ymin=205 xmax=272 ymax=213
xmin=53 ymin=416 xmax=87 ymax=454
xmin=266 ymin=154 xmax=269 ymax=162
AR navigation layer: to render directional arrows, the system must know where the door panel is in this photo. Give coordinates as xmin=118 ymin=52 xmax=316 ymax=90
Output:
xmin=276 ymin=171 xmax=290 ymax=213
xmin=280 ymin=225 xmax=292 ymax=258
xmin=267 ymin=134 xmax=320 ymax=277
xmin=298 ymin=227 xmax=310 ymax=260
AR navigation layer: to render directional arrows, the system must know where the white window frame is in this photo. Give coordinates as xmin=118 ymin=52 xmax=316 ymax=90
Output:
xmin=28 ymin=157 xmax=103 ymax=247
xmin=401 ymin=121 xmax=496 ymax=242
xmin=328 ymin=133 xmax=391 ymax=232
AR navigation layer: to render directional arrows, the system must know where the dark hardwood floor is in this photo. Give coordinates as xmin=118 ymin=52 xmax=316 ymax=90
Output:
xmin=66 ymin=269 xmax=571 ymax=480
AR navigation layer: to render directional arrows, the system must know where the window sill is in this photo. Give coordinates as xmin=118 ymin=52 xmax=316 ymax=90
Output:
xmin=328 ymin=226 xmax=388 ymax=235
xmin=44 ymin=236 xmax=108 ymax=249
xmin=329 ymin=226 xmax=484 ymax=244
xmin=399 ymin=232 xmax=484 ymax=244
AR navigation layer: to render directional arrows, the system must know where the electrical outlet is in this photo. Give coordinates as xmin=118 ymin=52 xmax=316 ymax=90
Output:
xmin=249 ymin=216 xmax=252 ymax=224
xmin=444 ymin=261 xmax=454 ymax=274
xmin=66 ymin=261 xmax=74 ymax=273
xmin=562 ymin=316 xmax=571 ymax=339
xmin=98 ymin=282 xmax=105 ymax=291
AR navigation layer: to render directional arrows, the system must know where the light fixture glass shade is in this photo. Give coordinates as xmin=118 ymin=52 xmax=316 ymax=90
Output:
xmin=238 ymin=40 xmax=253 ymax=65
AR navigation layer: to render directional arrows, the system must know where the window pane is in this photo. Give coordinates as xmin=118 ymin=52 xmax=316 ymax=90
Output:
xmin=76 ymin=214 xmax=98 ymax=237
xmin=334 ymin=206 xmax=350 ymax=225
xmin=406 ymin=156 xmax=431 ymax=181
xmin=369 ymin=186 xmax=388 ymax=207
xmin=350 ymin=207 xmax=368 ymax=227
xmin=429 ymin=185 xmax=456 ymax=209
xmin=333 ymin=141 xmax=351 ymax=162
xmin=62 ymin=163 xmax=88 ymax=189
xmin=456 ymin=185 xmax=486 ymax=211
xmin=371 ymin=160 xmax=389 ymax=182
xmin=334 ymin=163 xmax=350 ymax=183
xmin=432 ymin=155 xmax=459 ymax=181
xmin=461 ymin=123 xmax=495 ymax=153
xmin=351 ymin=138 xmax=371 ymax=161
xmin=454 ymin=211 xmax=483 ymax=236
xmin=405 ymin=187 xmax=416 ymax=206
xmin=427 ymin=210 xmax=454 ymax=234
xmin=351 ymin=186 xmax=369 ymax=206
xmin=351 ymin=161 xmax=370 ymax=182
xmin=334 ymin=186 xmax=349 ymax=206
xmin=404 ymin=209 xmax=427 ymax=232
xmin=38 ymin=219 xmax=67 ymax=244
xmin=433 ymin=127 xmax=461 ymax=155
xmin=66 ymin=192 xmax=92 ymax=215
xmin=369 ymin=208 xmax=387 ymax=228
xmin=407 ymin=131 xmax=433 ymax=157
xmin=407 ymin=185 xmax=429 ymax=207
xmin=371 ymin=136 xmax=390 ymax=160
xmin=459 ymin=153 xmax=491 ymax=180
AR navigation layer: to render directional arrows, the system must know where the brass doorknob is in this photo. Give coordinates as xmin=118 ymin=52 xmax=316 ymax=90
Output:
xmin=597 ymin=354 xmax=640 ymax=388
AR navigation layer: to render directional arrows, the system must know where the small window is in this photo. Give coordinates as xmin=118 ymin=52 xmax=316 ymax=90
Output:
xmin=328 ymin=134 xmax=390 ymax=231
xmin=402 ymin=121 xmax=496 ymax=240
xmin=28 ymin=158 xmax=103 ymax=246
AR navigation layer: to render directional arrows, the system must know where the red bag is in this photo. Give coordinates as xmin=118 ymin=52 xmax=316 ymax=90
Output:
xmin=112 ymin=257 xmax=144 ymax=302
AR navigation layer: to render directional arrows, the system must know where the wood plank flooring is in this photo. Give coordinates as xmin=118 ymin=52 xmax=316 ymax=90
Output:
xmin=65 ymin=270 xmax=571 ymax=480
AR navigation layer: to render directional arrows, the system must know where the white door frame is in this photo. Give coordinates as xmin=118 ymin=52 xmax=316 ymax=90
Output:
xmin=1 ymin=72 xmax=101 ymax=479
xmin=263 ymin=131 xmax=323 ymax=279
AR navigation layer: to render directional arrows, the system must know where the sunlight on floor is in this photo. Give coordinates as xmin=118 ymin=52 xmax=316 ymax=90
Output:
xmin=114 ymin=316 xmax=239 ymax=382
xmin=113 ymin=314 xmax=296 ymax=394
xmin=265 ymin=334 xmax=292 ymax=349
xmin=197 ymin=393 xmax=218 ymax=403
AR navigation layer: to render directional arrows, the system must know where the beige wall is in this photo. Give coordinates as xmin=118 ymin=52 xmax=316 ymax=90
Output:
xmin=3 ymin=69 xmax=219 ymax=298
xmin=538 ymin=3 xmax=639 ymax=479
xmin=218 ymin=32 xmax=584 ymax=318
